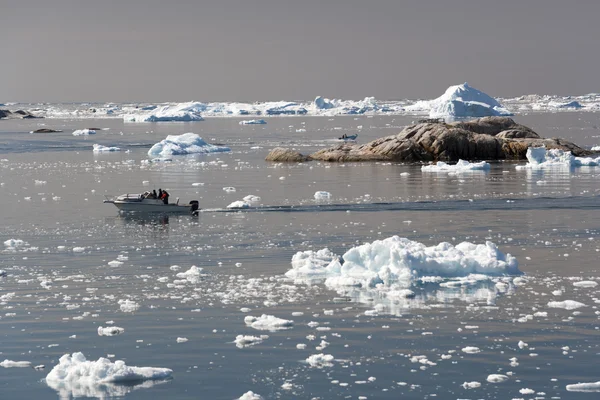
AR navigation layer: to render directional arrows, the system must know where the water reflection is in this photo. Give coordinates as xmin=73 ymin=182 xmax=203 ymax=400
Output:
xmin=46 ymin=377 xmax=171 ymax=399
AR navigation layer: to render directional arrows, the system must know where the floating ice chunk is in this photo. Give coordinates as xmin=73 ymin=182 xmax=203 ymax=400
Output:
xmin=98 ymin=326 xmax=125 ymax=336
xmin=239 ymin=119 xmax=267 ymax=125
xmin=486 ymin=374 xmax=509 ymax=383
xmin=517 ymin=146 xmax=600 ymax=169
xmin=1 ymin=360 xmax=32 ymax=368
xmin=73 ymin=247 xmax=85 ymax=253
xmin=124 ymin=102 xmax=205 ymax=122
xmin=107 ymin=260 xmax=123 ymax=268
xmin=421 ymin=159 xmax=490 ymax=172
xmin=573 ymin=281 xmax=598 ymax=288
xmin=547 ymin=300 xmax=586 ymax=310
xmin=0 ymin=270 xmax=6 ymax=277
xmin=192 ymin=182 xmax=204 ymax=187
xmin=314 ymin=191 xmax=332 ymax=200
xmin=93 ymin=144 xmax=121 ymax=153
xmin=244 ymin=315 xmax=294 ymax=331
xmin=233 ymin=335 xmax=268 ymax=348
xmin=45 ymin=353 xmax=172 ymax=398
xmin=4 ymin=239 xmax=28 ymax=249
xmin=462 ymin=346 xmax=481 ymax=354
xmin=286 ymin=248 xmax=341 ymax=280
xmin=227 ymin=201 xmax=251 ymax=209
xmin=223 ymin=187 xmax=236 ymax=193
xmin=243 ymin=195 xmax=261 ymax=202
xmin=518 ymin=340 xmax=528 ymax=349
xmin=176 ymin=337 xmax=188 ymax=343
xmin=118 ymin=299 xmax=140 ymax=313
xmin=238 ymin=391 xmax=265 ymax=400
xmin=72 ymin=129 xmax=96 ymax=136
xmin=305 ymin=353 xmax=334 ymax=367
xmin=566 ymin=381 xmax=600 ymax=392
xmin=175 ymin=266 xmax=203 ymax=283
xmin=462 ymin=381 xmax=481 ymax=389
xmin=147 ymin=133 xmax=230 ymax=157
xmin=520 ymin=388 xmax=535 ymax=394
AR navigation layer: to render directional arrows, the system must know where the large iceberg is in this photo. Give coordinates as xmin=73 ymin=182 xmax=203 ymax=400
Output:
xmin=147 ymin=133 xmax=230 ymax=157
xmin=409 ymin=83 xmax=512 ymax=119
xmin=516 ymin=146 xmax=600 ymax=169
xmin=124 ymin=102 xmax=205 ymax=122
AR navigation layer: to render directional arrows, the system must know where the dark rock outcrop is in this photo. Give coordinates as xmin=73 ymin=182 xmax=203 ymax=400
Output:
xmin=266 ymin=116 xmax=591 ymax=163
xmin=32 ymin=128 xmax=63 ymax=133
xmin=0 ymin=109 xmax=41 ymax=119
xmin=265 ymin=147 xmax=311 ymax=162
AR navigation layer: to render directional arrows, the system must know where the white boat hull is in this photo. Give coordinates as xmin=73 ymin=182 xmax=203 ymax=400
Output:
xmin=104 ymin=193 xmax=199 ymax=214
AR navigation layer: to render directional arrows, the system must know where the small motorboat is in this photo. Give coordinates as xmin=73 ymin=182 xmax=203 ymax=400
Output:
xmin=338 ymin=133 xmax=358 ymax=141
xmin=104 ymin=191 xmax=200 ymax=214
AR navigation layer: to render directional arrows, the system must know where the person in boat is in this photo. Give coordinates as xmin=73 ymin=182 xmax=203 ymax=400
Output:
xmin=341 ymin=134 xmax=347 ymax=139
xmin=161 ymin=189 xmax=169 ymax=205
xmin=158 ymin=189 xmax=163 ymax=200
xmin=152 ymin=189 xmax=158 ymax=199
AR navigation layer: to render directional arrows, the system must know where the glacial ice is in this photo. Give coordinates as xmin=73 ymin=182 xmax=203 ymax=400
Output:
xmin=97 ymin=326 xmax=125 ymax=336
xmin=421 ymin=159 xmax=490 ymax=172
xmin=516 ymin=146 xmax=600 ymax=169
xmin=124 ymin=102 xmax=205 ymax=122
xmin=239 ymin=119 xmax=267 ymax=125
xmin=147 ymin=133 xmax=230 ymax=157
xmin=244 ymin=314 xmax=294 ymax=331
xmin=72 ymin=129 xmax=96 ymax=136
xmin=1 ymin=360 xmax=32 ymax=368
xmin=93 ymin=144 xmax=121 ymax=153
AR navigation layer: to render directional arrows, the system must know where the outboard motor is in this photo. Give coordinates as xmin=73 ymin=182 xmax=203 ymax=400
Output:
xmin=190 ymin=200 xmax=200 ymax=215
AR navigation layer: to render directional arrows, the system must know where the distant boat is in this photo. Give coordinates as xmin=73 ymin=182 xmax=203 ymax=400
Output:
xmin=338 ymin=133 xmax=358 ymax=141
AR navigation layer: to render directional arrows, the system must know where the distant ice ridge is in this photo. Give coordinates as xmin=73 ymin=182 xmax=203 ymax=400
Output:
xmin=147 ymin=133 xmax=230 ymax=157
xmin=286 ymin=236 xmax=520 ymax=289
xmin=45 ymin=353 xmax=172 ymax=398
xmin=421 ymin=159 xmax=490 ymax=172
xmin=124 ymin=102 xmax=205 ymax=122
xmin=516 ymin=146 xmax=600 ymax=169
xmin=407 ymin=83 xmax=512 ymax=119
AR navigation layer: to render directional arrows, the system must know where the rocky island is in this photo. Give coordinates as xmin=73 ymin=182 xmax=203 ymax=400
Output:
xmin=266 ymin=116 xmax=591 ymax=163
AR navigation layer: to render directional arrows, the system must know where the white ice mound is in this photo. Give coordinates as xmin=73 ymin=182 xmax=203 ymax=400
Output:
xmin=72 ymin=129 xmax=96 ymax=136
xmin=238 ymin=391 xmax=265 ymax=400
xmin=45 ymin=353 xmax=172 ymax=396
xmin=1 ymin=360 xmax=32 ymax=368
xmin=516 ymin=146 xmax=600 ymax=169
xmin=93 ymin=144 xmax=121 ymax=153
xmin=305 ymin=353 xmax=335 ymax=367
xmin=425 ymin=83 xmax=512 ymax=119
xmin=124 ymin=102 xmax=205 ymax=122
xmin=227 ymin=201 xmax=251 ymax=209
xmin=97 ymin=326 xmax=125 ymax=336
xmin=314 ymin=191 xmax=332 ymax=200
xmin=286 ymin=236 xmax=520 ymax=288
xmin=421 ymin=159 xmax=490 ymax=172
xmin=244 ymin=314 xmax=294 ymax=331
xmin=234 ymin=335 xmax=268 ymax=348
xmin=239 ymin=119 xmax=267 ymax=125
xmin=147 ymin=133 xmax=230 ymax=157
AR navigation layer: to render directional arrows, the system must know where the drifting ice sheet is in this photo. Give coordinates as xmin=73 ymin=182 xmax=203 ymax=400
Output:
xmin=421 ymin=159 xmax=490 ymax=172
xmin=147 ymin=133 xmax=230 ymax=157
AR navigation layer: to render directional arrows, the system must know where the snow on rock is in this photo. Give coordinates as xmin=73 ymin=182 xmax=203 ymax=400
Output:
xmin=547 ymin=300 xmax=586 ymax=310
xmin=314 ymin=191 xmax=332 ymax=200
xmin=244 ymin=314 xmax=294 ymax=331
xmin=517 ymin=146 xmax=600 ymax=169
xmin=421 ymin=159 xmax=490 ymax=172
xmin=45 ymin=353 xmax=172 ymax=398
xmin=239 ymin=119 xmax=267 ymax=125
xmin=238 ymin=391 xmax=265 ymax=400
xmin=286 ymin=236 xmax=520 ymax=289
xmin=72 ymin=129 xmax=96 ymax=136
xmin=124 ymin=102 xmax=205 ymax=122
xmin=93 ymin=144 xmax=121 ymax=153
xmin=227 ymin=201 xmax=251 ymax=209
xmin=410 ymin=83 xmax=512 ymax=119
xmin=305 ymin=353 xmax=335 ymax=367
xmin=147 ymin=133 xmax=230 ymax=157
xmin=97 ymin=326 xmax=125 ymax=336
xmin=566 ymin=381 xmax=600 ymax=392
xmin=234 ymin=335 xmax=268 ymax=348
xmin=1 ymin=360 xmax=32 ymax=368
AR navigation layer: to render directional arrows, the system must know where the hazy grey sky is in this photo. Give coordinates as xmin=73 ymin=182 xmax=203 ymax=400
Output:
xmin=3 ymin=0 xmax=600 ymax=103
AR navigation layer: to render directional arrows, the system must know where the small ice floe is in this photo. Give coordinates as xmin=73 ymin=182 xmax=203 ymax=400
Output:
xmin=107 ymin=260 xmax=123 ymax=268
xmin=314 ymin=191 xmax=332 ymax=200
xmin=72 ymin=247 xmax=85 ymax=253
xmin=223 ymin=187 xmax=236 ymax=193
xmin=486 ymin=374 xmax=509 ymax=383
xmin=4 ymin=239 xmax=28 ymax=250
xmin=34 ymin=365 xmax=45 ymax=370
xmin=566 ymin=381 xmax=600 ymax=392
xmin=518 ymin=340 xmax=529 ymax=349
xmin=239 ymin=119 xmax=267 ymax=125
xmin=244 ymin=315 xmax=294 ymax=331
xmin=243 ymin=195 xmax=261 ymax=203
xmin=0 ymin=269 xmax=6 ymax=277
xmin=93 ymin=144 xmax=121 ymax=153
xmin=72 ymin=129 xmax=96 ymax=136
xmin=35 ymin=180 xmax=47 ymax=185
xmin=175 ymin=266 xmax=203 ymax=283
xmin=1 ymin=360 xmax=32 ymax=368
xmin=98 ymin=326 xmax=125 ymax=336
xmin=227 ymin=201 xmax=251 ymax=209
xmin=233 ymin=335 xmax=268 ymax=348
xmin=461 ymin=346 xmax=481 ymax=354
xmin=118 ymin=299 xmax=140 ymax=313
xmin=462 ymin=381 xmax=481 ymax=389
xmin=45 ymin=353 xmax=172 ymax=398
xmin=305 ymin=353 xmax=334 ymax=368
xmin=573 ymin=281 xmax=598 ymax=288
xmin=520 ymin=388 xmax=535 ymax=394
xmin=516 ymin=146 xmax=600 ymax=169
xmin=147 ymin=133 xmax=230 ymax=157
xmin=238 ymin=391 xmax=265 ymax=400
xmin=547 ymin=300 xmax=586 ymax=310
xmin=192 ymin=182 xmax=204 ymax=187
xmin=421 ymin=159 xmax=490 ymax=172
xmin=176 ymin=337 xmax=188 ymax=343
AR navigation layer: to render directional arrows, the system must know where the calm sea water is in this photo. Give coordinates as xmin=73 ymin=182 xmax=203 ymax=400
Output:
xmin=1 ymin=113 xmax=600 ymax=399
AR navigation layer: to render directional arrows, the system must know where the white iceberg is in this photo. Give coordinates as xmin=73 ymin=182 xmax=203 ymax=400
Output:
xmin=305 ymin=353 xmax=335 ymax=367
xmin=97 ymin=326 xmax=125 ymax=336
xmin=314 ymin=191 xmax=332 ymax=200
xmin=314 ymin=96 xmax=336 ymax=110
xmin=238 ymin=391 xmax=265 ymax=400
xmin=233 ymin=335 xmax=268 ymax=348
xmin=45 ymin=353 xmax=172 ymax=399
xmin=147 ymin=133 xmax=230 ymax=157
xmin=286 ymin=236 xmax=520 ymax=289
xmin=239 ymin=119 xmax=266 ymax=125
xmin=516 ymin=146 xmax=600 ymax=169
xmin=244 ymin=314 xmax=294 ymax=331
xmin=72 ymin=129 xmax=96 ymax=136
xmin=409 ymin=83 xmax=512 ymax=119
xmin=124 ymin=102 xmax=205 ymax=122
xmin=421 ymin=159 xmax=490 ymax=172
xmin=227 ymin=201 xmax=251 ymax=209
xmin=93 ymin=144 xmax=120 ymax=153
